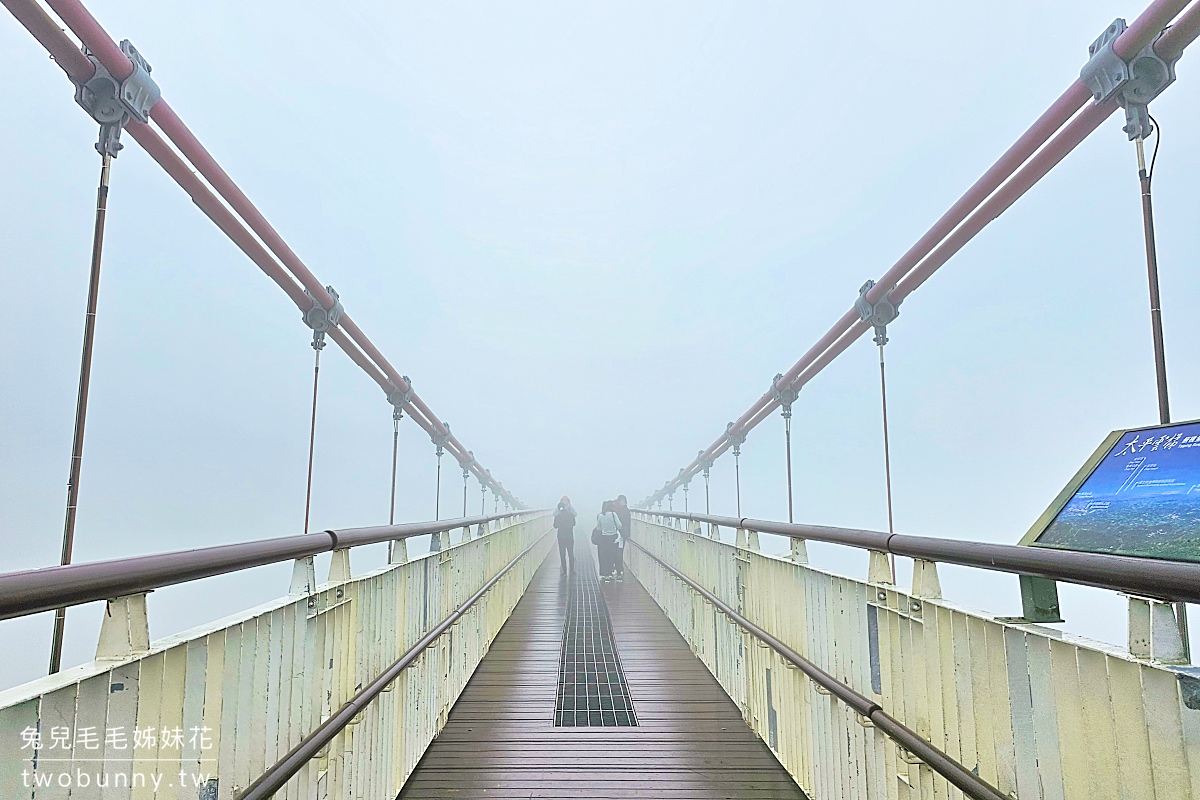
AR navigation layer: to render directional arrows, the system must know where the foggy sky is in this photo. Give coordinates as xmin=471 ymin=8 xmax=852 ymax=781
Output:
xmin=2 ymin=0 xmax=1198 ymax=688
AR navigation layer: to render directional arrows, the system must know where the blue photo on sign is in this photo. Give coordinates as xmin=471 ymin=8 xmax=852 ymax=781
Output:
xmin=1035 ymin=420 xmax=1200 ymax=563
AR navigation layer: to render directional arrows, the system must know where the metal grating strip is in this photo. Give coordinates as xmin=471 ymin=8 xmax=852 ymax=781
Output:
xmin=553 ymin=554 xmax=637 ymax=727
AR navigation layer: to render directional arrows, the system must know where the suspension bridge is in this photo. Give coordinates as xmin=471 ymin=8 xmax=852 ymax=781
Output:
xmin=2 ymin=0 xmax=1200 ymax=798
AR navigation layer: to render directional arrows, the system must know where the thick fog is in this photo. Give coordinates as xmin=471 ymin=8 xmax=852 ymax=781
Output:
xmin=1 ymin=0 xmax=1198 ymax=689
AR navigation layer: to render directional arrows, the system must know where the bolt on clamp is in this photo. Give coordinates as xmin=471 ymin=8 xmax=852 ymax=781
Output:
xmin=855 ymin=279 xmax=900 ymax=346
xmin=770 ymin=373 xmax=800 ymax=418
xmin=73 ymin=40 xmax=160 ymax=157
xmin=387 ymin=376 xmax=414 ymax=421
xmin=1081 ymin=19 xmax=1180 ymax=140
xmin=302 ymin=285 xmax=343 ymax=350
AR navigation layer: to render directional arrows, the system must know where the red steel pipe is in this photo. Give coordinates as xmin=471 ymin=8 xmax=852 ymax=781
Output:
xmin=130 ymin=126 xmax=474 ymax=475
xmin=1158 ymin=0 xmax=1200 ymax=60
xmin=43 ymin=0 xmax=127 ymax=78
xmin=125 ymin=121 xmax=311 ymax=309
xmin=892 ymin=101 xmax=1119 ymax=303
xmin=0 ymin=0 xmax=91 ymax=79
xmin=651 ymin=0 xmax=1194 ymax=503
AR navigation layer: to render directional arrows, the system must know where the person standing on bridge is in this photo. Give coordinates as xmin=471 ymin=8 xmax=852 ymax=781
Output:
xmin=613 ymin=494 xmax=631 ymax=582
xmin=553 ymin=496 xmax=577 ymax=574
xmin=595 ymin=500 xmax=622 ymax=582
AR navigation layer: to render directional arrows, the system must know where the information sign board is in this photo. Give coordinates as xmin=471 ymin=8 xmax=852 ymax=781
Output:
xmin=1024 ymin=420 xmax=1200 ymax=563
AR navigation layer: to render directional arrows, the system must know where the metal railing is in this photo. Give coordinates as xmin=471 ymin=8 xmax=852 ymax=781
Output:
xmin=628 ymin=514 xmax=1200 ymax=799
xmin=628 ymin=538 xmax=1006 ymax=800
xmin=238 ymin=528 xmax=553 ymax=799
xmin=0 ymin=512 xmax=540 ymax=620
xmin=0 ymin=514 xmax=554 ymax=799
xmin=642 ymin=511 xmax=1200 ymax=602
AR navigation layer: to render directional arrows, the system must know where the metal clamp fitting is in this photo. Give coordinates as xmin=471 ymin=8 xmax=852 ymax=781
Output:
xmin=678 ymin=467 xmax=691 ymax=490
xmin=73 ymin=41 xmax=161 ymax=158
xmin=770 ymin=373 xmax=800 ymax=419
xmin=302 ymin=285 xmax=343 ymax=351
xmin=387 ymin=376 xmax=414 ymax=421
xmin=698 ymin=450 xmax=714 ymax=479
xmin=1081 ymin=19 xmax=1179 ymax=140
xmin=855 ymin=280 xmax=900 ymax=346
xmin=725 ymin=422 xmax=747 ymax=458
xmin=431 ymin=423 xmax=451 ymax=457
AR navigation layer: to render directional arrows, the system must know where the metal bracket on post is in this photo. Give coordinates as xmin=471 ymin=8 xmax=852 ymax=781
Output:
xmin=73 ymin=40 xmax=160 ymax=157
xmin=911 ymin=560 xmax=942 ymax=600
xmin=389 ymin=539 xmax=408 ymax=565
xmin=788 ymin=537 xmax=809 ymax=564
xmin=868 ymin=551 xmax=893 ymax=585
xmin=387 ymin=376 xmax=414 ymax=422
xmin=327 ymin=549 xmax=351 ymax=586
xmin=999 ymin=575 xmax=1064 ymax=624
xmin=96 ymin=593 xmax=150 ymax=660
xmin=770 ymin=373 xmax=799 ymax=418
xmin=289 ymin=556 xmax=317 ymax=600
xmin=1128 ymin=597 xmax=1188 ymax=663
xmin=1081 ymin=19 xmax=1180 ymax=140
xmin=431 ymin=427 xmax=450 ymax=458
xmin=725 ymin=422 xmax=747 ymax=458
xmin=855 ymin=280 xmax=901 ymax=346
xmin=302 ymin=285 xmax=344 ymax=351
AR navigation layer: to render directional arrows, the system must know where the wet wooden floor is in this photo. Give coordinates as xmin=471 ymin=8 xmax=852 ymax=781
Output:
xmin=399 ymin=549 xmax=808 ymax=799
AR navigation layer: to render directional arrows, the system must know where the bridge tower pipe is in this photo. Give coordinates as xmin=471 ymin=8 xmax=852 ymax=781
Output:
xmin=855 ymin=280 xmax=901 ymax=583
xmin=387 ymin=378 xmax=414 ymax=564
xmin=460 ymin=459 xmax=472 ymax=541
xmin=49 ymin=152 xmax=113 ymax=675
xmin=1084 ymin=17 xmax=1191 ymax=660
xmin=431 ymin=424 xmax=451 ymax=529
xmin=724 ymin=424 xmax=746 ymax=517
xmin=48 ymin=34 xmax=160 ymax=674
xmin=302 ymin=349 xmax=321 ymax=533
xmin=769 ymin=374 xmax=799 ymax=524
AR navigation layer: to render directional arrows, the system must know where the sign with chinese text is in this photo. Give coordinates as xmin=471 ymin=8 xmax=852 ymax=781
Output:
xmin=1030 ymin=420 xmax=1200 ymax=563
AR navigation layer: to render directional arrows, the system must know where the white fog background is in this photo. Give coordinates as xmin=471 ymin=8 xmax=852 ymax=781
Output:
xmin=1 ymin=0 xmax=1198 ymax=688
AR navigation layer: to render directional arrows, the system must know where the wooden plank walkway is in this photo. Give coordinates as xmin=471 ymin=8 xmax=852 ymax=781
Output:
xmin=399 ymin=549 xmax=809 ymax=799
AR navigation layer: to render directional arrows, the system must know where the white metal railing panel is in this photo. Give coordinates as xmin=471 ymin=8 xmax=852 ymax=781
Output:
xmin=629 ymin=518 xmax=1200 ymax=800
xmin=0 ymin=517 xmax=552 ymax=799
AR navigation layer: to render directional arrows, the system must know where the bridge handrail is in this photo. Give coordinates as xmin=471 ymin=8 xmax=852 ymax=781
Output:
xmin=236 ymin=528 xmax=553 ymax=800
xmin=638 ymin=511 xmax=1200 ymax=602
xmin=0 ymin=511 xmax=545 ymax=620
xmin=628 ymin=538 xmax=1007 ymax=800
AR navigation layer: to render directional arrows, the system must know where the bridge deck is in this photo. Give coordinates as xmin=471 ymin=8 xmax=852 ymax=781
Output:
xmin=400 ymin=549 xmax=808 ymax=799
